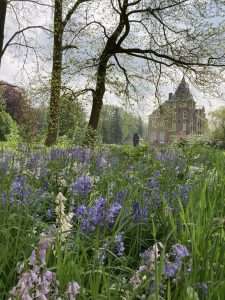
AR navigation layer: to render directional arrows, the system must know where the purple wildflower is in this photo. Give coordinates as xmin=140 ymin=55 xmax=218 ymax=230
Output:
xmin=75 ymin=198 xmax=122 ymax=233
xmin=71 ymin=176 xmax=92 ymax=197
xmin=172 ymin=244 xmax=189 ymax=259
xmin=114 ymin=190 xmax=127 ymax=204
xmin=10 ymin=176 xmax=31 ymax=204
xmin=70 ymin=147 xmax=91 ymax=164
xmin=75 ymin=205 xmax=87 ymax=217
xmin=115 ymin=233 xmax=125 ymax=256
xmin=67 ymin=281 xmax=80 ymax=300
xmin=164 ymin=260 xmax=181 ymax=278
xmin=132 ymin=202 xmax=148 ymax=221
xmin=89 ymin=197 xmax=106 ymax=225
xmin=106 ymin=202 xmax=122 ymax=225
xmin=96 ymin=154 xmax=108 ymax=169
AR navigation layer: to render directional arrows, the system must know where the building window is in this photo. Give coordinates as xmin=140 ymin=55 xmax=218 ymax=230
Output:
xmin=197 ymin=120 xmax=201 ymax=134
xmin=150 ymin=131 xmax=157 ymax=142
xmin=183 ymin=111 xmax=188 ymax=120
xmin=190 ymin=120 xmax=193 ymax=134
xmin=159 ymin=131 xmax=165 ymax=144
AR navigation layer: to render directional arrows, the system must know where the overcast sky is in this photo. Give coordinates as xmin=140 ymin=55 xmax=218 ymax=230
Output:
xmin=1 ymin=0 xmax=225 ymax=122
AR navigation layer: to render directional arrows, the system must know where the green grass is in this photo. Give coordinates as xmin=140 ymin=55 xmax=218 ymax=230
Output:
xmin=0 ymin=144 xmax=225 ymax=299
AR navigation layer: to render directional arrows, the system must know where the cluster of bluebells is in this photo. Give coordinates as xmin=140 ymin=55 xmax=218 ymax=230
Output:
xmin=130 ymin=242 xmax=163 ymax=289
xmin=164 ymin=244 xmax=190 ymax=279
xmin=70 ymin=175 xmax=92 ymax=197
xmin=114 ymin=190 xmax=128 ymax=204
xmin=132 ymin=202 xmax=148 ymax=222
xmin=156 ymin=149 xmax=187 ymax=171
xmin=98 ymin=232 xmax=125 ymax=264
xmin=9 ymin=234 xmax=57 ymax=300
xmin=9 ymin=232 xmax=80 ymax=300
xmin=66 ymin=282 xmax=80 ymax=300
xmin=69 ymin=147 xmax=92 ymax=164
xmin=9 ymin=175 xmax=32 ymax=204
xmin=114 ymin=233 xmax=125 ymax=256
xmin=0 ymin=152 xmax=13 ymax=174
xmin=163 ymin=183 xmax=192 ymax=211
xmin=145 ymin=171 xmax=162 ymax=210
xmin=130 ymin=242 xmax=190 ymax=295
xmin=75 ymin=197 xmax=122 ymax=232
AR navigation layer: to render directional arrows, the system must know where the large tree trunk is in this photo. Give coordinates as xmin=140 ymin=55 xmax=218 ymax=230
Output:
xmin=0 ymin=0 xmax=7 ymax=66
xmin=88 ymin=60 xmax=108 ymax=129
xmin=45 ymin=0 xmax=63 ymax=146
xmin=85 ymin=56 xmax=108 ymax=144
xmin=86 ymin=0 xmax=128 ymax=145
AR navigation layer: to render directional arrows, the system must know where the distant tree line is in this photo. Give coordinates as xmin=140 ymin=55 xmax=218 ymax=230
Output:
xmin=1 ymin=1 xmax=225 ymax=146
xmin=0 ymin=82 xmax=86 ymax=143
xmin=98 ymin=105 xmax=145 ymax=145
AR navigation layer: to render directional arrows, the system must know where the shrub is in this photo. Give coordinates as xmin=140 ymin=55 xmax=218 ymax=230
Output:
xmin=0 ymin=110 xmax=14 ymax=141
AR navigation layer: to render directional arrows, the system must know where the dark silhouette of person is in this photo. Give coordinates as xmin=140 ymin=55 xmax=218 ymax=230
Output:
xmin=133 ymin=133 xmax=140 ymax=147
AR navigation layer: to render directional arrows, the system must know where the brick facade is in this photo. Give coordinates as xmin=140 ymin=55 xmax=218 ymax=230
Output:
xmin=148 ymin=78 xmax=207 ymax=144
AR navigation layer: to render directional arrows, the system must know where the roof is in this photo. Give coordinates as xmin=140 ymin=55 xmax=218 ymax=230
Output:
xmin=172 ymin=77 xmax=194 ymax=102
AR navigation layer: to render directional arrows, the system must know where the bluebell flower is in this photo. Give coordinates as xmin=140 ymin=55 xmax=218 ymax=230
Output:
xmin=50 ymin=148 xmax=66 ymax=161
xmin=172 ymin=244 xmax=189 ymax=259
xmin=132 ymin=202 xmax=148 ymax=221
xmin=26 ymin=153 xmax=40 ymax=170
xmin=10 ymin=176 xmax=31 ymax=204
xmin=76 ymin=205 xmax=87 ymax=216
xmin=178 ymin=184 xmax=191 ymax=205
xmin=89 ymin=197 xmax=106 ymax=225
xmin=114 ymin=190 xmax=127 ymax=204
xmin=75 ymin=198 xmax=122 ymax=233
xmin=71 ymin=176 xmax=92 ymax=197
xmin=106 ymin=202 xmax=122 ymax=225
xmin=96 ymin=154 xmax=108 ymax=169
xmin=148 ymin=176 xmax=160 ymax=189
xmin=164 ymin=259 xmax=181 ymax=278
xmin=70 ymin=147 xmax=91 ymax=164
xmin=115 ymin=233 xmax=125 ymax=256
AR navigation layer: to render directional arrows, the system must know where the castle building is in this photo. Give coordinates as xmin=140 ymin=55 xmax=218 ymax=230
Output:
xmin=148 ymin=78 xmax=207 ymax=144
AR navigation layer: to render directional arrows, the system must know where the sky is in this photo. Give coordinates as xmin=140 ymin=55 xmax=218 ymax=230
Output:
xmin=1 ymin=0 xmax=225 ymax=123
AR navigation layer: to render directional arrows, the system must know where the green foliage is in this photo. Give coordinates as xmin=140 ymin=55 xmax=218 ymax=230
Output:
xmin=0 ymin=110 xmax=15 ymax=141
xmin=0 ymin=205 xmax=38 ymax=299
xmin=110 ymin=107 xmax=123 ymax=144
xmin=1 ymin=144 xmax=225 ymax=299
xmin=210 ymin=107 xmax=225 ymax=147
xmin=59 ymin=94 xmax=86 ymax=139
xmin=99 ymin=105 xmax=146 ymax=144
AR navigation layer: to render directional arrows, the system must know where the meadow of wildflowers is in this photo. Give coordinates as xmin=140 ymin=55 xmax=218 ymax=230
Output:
xmin=0 ymin=144 xmax=225 ymax=299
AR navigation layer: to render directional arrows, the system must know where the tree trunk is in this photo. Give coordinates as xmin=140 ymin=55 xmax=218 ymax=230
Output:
xmin=45 ymin=0 xmax=63 ymax=146
xmin=86 ymin=0 xmax=128 ymax=145
xmin=85 ymin=56 xmax=108 ymax=144
xmin=0 ymin=0 xmax=7 ymax=66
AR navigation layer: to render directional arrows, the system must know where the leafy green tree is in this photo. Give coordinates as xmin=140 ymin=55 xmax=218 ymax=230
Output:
xmin=98 ymin=105 xmax=146 ymax=144
xmin=59 ymin=94 xmax=86 ymax=139
xmin=45 ymin=0 xmax=91 ymax=146
xmin=0 ymin=102 xmax=14 ymax=141
xmin=137 ymin=116 xmax=144 ymax=137
xmin=101 ymin=118 xmax=110 ymax=144
xmin=210 ymin=108 xmax=225 ymax=145
xmin=111 ymin=107 xmax=123 ymax=144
